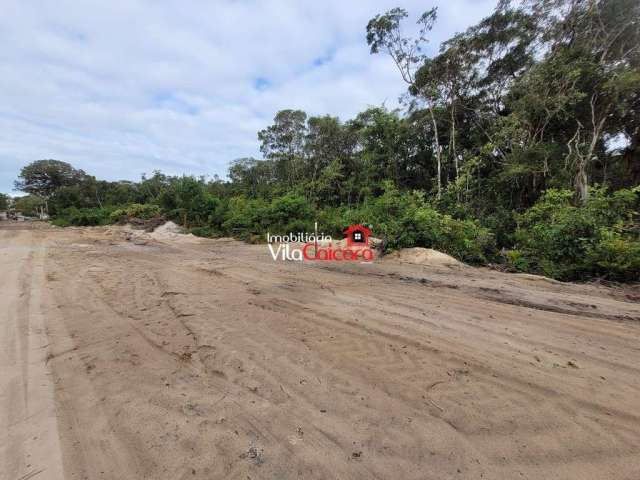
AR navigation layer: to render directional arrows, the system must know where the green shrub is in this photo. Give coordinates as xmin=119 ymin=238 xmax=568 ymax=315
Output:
xmin=190 ymin=226 xmax=218 ymax=238
xmin=220 ymin=193 xmax=314 ymax=239
xmin=55 ymin=207 xmax=115 ymax=226
xmin=125 ymin=203 xmax=160 ymax=219
xmin=158 ymin=177 xmax=222 ymax=228
xmin=343 ymin=184 xmax=496 ymax=264
xmin=399 ymin=206 xmax=495 ymax=264
xmin=585 ymin=229 xmax=640 ymax=281
xmin=222 ymin=196 xmax=268 ymax=238
xmin=50 ymin=217 xmax=71 ymax=227
xmin=512 ymin=187 xmax=640 ymax=280
xmin=109 ymin=203 xmax=161 ymax=223
xmin=505 ymin=249 xmax=531 ymax=271
xmin=265 ymin=194 xmax=313 ymax=233
xmin=316 ymin=207 xmax=349 ymax=238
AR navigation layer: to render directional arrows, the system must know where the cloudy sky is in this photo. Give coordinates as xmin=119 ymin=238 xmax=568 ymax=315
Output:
xmin=0 ymin=0 xmax=496 ymax=194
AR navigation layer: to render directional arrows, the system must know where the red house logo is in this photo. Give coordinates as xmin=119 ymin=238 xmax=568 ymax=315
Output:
xmin=343 ymin=224 xmax=372 ymax=247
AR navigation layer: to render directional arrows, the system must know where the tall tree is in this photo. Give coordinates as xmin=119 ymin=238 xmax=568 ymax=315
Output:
xmin=0 ymin=193 xmax=9 ymax=211
xmin=258 ymin=110 xmax=308 ymax=188
xmin=228 ymin=157 xmax=276 ymax=198
xmin=14 ymin=160 xmax=86 ymax=214
xmin=305 ymin=115 xmax=358 ymax=205
xmin=366 ymin=7 xmax=444 ymax=198
xmin=527 ymin=0 xmax=640 ymax=202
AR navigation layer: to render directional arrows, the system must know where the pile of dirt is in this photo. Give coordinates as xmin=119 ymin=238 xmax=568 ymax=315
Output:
xmin=112 ymin=221 xmax=202 ymax=245
xmin=149 ymin=221 xmax=201 ymax=243
xmin=385 ymin=247 xmax=463 ymax=267
xmin=119 ymin=215 xmax=166 ymax=232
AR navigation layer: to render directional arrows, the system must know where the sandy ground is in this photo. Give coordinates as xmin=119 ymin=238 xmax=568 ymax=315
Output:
xmin=2 ymin=222 xmax=640 ymax=480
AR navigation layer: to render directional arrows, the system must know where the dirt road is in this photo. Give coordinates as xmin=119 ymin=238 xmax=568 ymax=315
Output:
xmin=2 ymin=222 xmax=640 ymax=479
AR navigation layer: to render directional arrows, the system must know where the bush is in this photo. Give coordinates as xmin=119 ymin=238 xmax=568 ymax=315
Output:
xmin=345 ymin=184 xmax=496 ymax=264
xmin=109 ymin=203 xmax=161 ymax=223
xmin=396 ymin=206 xmax=495 ymax=264
xmin=512 ymin=187 xmax=640 ymax=280
xmin=585 ymin=229 xmax=640 ymax=281
xmin=53 ymin=207 xmax=115 ymax=226
xmin=265 ymin=194 xmax=313 ymax=233
xmin=221 ymin=194 xmax=314 ymax=239
xmin=222 ymin=196 xmax=268 ymax=238
xmin=13 ymin=195 xmax=45 ymax=216
xmin=316 ymin=207 xmax=348 ymax=238
xmin=158 ymin=177 xmax=222 ymax=228
xmin=190 ymin=226 xmax=218 ymax=238
xmin=50 ymin=217 xmax=71 ymax=227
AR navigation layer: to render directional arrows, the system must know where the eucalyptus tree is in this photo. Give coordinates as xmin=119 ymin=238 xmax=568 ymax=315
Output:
xmin=305 ymin=115 xmax=357 ymax=206
xmin=228 ymin=157 xmax=276 ymax=198
xmin=413 ymin=36 xmax=478 ymax=185
xmin=521 ymin=0 xmax=640 ymax=203
xmin=366 ymin=7 xmax=445 ymax=198
xmin=258 ymin=110 xmax=308 ymax=189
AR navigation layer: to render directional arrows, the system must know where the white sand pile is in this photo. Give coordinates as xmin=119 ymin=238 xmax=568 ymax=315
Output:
xmin=150 ymin=221 xmax=182 ymax=237
xmin=110 ymin=221 xmax=202 ymax=245
xmin=150 ymin=221 xmax=201 ymax=243
xmin=385 ymin=247 xmax=463 ymax=267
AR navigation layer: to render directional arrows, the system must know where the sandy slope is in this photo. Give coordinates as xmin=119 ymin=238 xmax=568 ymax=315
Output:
xmin=2 ymin=222 xmax=640 ymax=480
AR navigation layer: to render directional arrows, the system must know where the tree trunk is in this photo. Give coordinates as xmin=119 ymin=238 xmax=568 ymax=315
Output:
xmin=574 ymin=157 xmax=589 ymax=205
xmin=429 ymin=106 xmax=442 ymax=199
xmin=450 ymin=103 xmax=458 ymax=182
xmin=569 ymin=101 xmax=607 ymax=206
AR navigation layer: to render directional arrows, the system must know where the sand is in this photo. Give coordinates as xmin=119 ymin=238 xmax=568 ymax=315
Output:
xmin=2 ymin=221 xmax=640 ymax=479
xmin=384 ymin=246 xmax=464 ymax=267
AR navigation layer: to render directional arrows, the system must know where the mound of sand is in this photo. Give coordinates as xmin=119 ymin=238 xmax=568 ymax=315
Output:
xmin=149 ymin=221 xmax=201 ymax=243
xmin=385 ymin=247 xmax=463 ymax=267
xmin=111 ymin=221 xmax=202 ymax=245
xmin=150 ymin=221 xmax=182 ymax=237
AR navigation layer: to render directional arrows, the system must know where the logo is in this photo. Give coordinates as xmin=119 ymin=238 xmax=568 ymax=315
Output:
xmin=343 ymin=224 xmax=372 ymax=247
xmin=267 ymin=224 xmax=375 ymax=262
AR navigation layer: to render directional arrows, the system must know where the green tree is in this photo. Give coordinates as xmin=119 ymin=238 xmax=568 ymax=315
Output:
xmin=158 ymin=176 xmax=220 ymax=228
xmin=305 ymin=115 xmax=358 ymax=205
xmin=258 ymin=110 xmax=308 ymax=188
xmin=367 ymin=7 xmax=443 ymax=197
xmin=14 ymin=160 xmax=86 ymax=214
xmin=0 ymin=193 xmax=9 ymax=211
xmin=13 ymin=195 xmax=45 ymax=217
xmin=522 ymin=0 xmax=640 ymax=203
xmin=228 ymin=158 xmax=276 ymax=198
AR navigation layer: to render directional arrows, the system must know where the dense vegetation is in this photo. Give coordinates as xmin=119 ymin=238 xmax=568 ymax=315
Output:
xmin=0 ymin=193 xmax=9 ymax=211
xmin=8 ymin=0 xmax=640 ymax=281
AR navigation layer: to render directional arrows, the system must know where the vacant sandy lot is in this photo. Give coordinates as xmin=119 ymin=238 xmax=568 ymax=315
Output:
xmin=2 ymin=222 xmax=640 ymax=479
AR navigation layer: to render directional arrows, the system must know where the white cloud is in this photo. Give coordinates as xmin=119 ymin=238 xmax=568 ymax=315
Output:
xmin=0 ymin=0 xmax=496 ymax=193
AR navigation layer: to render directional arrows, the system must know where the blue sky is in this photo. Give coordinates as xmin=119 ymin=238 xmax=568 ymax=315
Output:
xmin=0 ymin=0 xmax=495 ymax=194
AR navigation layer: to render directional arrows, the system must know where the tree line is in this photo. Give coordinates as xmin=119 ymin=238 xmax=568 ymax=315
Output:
xmin=8 ymin=0 xmax=640 ymax=281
